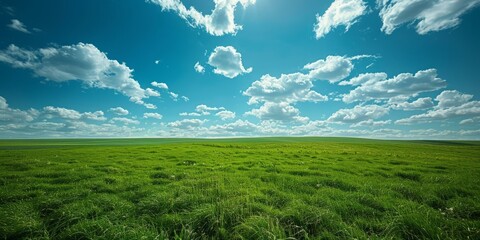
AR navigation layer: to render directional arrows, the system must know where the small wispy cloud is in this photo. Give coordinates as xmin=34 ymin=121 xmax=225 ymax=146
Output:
xmin=7 ymin=19 xmax=31 ymax=33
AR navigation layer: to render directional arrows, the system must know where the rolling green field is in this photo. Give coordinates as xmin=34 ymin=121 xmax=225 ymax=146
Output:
xmin=1 ymin=137 xmax=479 ymax=239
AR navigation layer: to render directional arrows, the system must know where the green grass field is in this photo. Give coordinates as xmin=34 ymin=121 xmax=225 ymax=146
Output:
xmin=1 ymin=138 xmax=479 ymax=239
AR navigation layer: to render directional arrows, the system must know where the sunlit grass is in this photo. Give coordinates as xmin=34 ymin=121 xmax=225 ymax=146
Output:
xmin=1 ymin=138 xmax=479 ymax=239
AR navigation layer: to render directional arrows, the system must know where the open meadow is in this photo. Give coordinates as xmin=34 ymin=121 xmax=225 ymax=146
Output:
xmin=1 ymin=137 xmax=479 ymax=239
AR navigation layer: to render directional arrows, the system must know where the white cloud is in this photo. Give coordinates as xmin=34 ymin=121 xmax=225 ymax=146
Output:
xmin=0 ymin=96 xmax=150 ymax=138
xmin=179 ymin=112 xmax=202 ymax=117
xmin=243 ymin=73 xmax=328 ymax=105
xmin=343 ymin=69 xmax=446 ymax=103
xmin=194 ymin=61 xmax=205 ymax=73
xmin=4 ymin=121 xmax=144 ymax=138
xmin=216 ymin=110 xmax=236 ymax=120
xmin=314 ymin=0 xmax=367 ymax=39
xmin=144 ymin=112 xmax=163 ymax=119
xmin=0 ymin=96 xmax=8 ymax=109
xmin=351 ymin=119 xmax=391 ymax=127
xmin=0 ymin=96 xmax=38 ymax=123
xmin=245 ymin=102 xmax=309 ymax=123
xmin=82 ymin=111 xmax=107 ymax=121
xmin=195 ymin=104 xmax=225 ymax=114
xmin=7 ymin=19 xmax=31 ymax=33
xmin=460 ymin=119 xmax=473 ymax=125
xmin=1 ymin=101 xmax=106 ymax=127
xmin=207 ymin=46 xmax=252 ymax=78
xmin=460 ymin=118 xmax=474 ymax=125
xmin=149 ymin=0 xmax=256 ymax=36
xmin=109 ymin=107 xmax=129 ymax=115
xmin=209 ymin=120 xmax=258 ymax=134
xmin=459 ymin=116 xmax=480 ymax=125
xmin=151 ymin=81 xmax=169 ymax=89
xmin=304 ymin=55 xmax=355 ymax=83
xmin=244 ymin=55 xmax=372 ymax=109
xmin=339 ymin=72 xmax=388 ymax=86
xmin=378 ymin=0 xmax=480 ymax=35
xmin=396 ymin=90 xmax=480 ymax=125
xmin=243 ymin=55 xmax=374 ymax=122
xmin=111 ymin=117 xmax=140 ymax=125
xmin=328 ymin=104 xmax=390 ymax=124
xmin=150 ymin=81 xmax=188 ymax=102
xmin=43 ymin=106 xmax=106 ymax=121
xmin=2 ymin=91 xmax=479 ymax=139
xmin=145 ymin=88 xmax=161 ymax=97
xmin=29 ymin=122 xmax=66 ymax=131
xmin=435 ymin=90 xmax=473 ymax=109
xmin=0 ymin=43 xmax=158 ymax=108
xmin=167 ymin=118 xmax=206 ymax=129
xmin=390 ymin=97 xmax=434 ymax=110
xmin=406 ymin=129 xmax=480 ymax=139
xmin=43 ymin=106 xmax=81 ymax=120
xmin=242 ymin=55 xmax=376 ymax=122
xmin=144 ymin=103 xmax=157 ymax=109
xmin=179 ymin=104 xmax=226 ymax=117
xmin=169 ymin=92 xmax=179 ymax=101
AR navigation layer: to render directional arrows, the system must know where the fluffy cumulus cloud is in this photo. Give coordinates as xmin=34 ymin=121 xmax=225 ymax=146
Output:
xmin=43 ymin=106 xmax=106 ymax=121
xmin=167 ymin=119 xmax=207 ymax=129
xmin=149 ymin=0 xmax=256 ymax=36
xmin=194 ymin=62 xmax=205 ymax=73
xmin=1 ymin=96 xmax=110 ymax=125
xmin=109 ymin=107 xmax=129 ymax=116
xmin=244 ymin=73 xmax=327 ymax=104
xmin=169 ymin=92 xmax=179 ymax=101
xmin=2 ymin=93 xmax=479 ymax=139
xmin=243 ymin=55 xmax=374 ymax=122
xmin=179 ymin=104 xmax=228 ymax=117
xmin=328 ymin=104 xmax=390 ymax=124
xmin=0 ymin=96 xmax=150 ymax=138
xmin=304 ymin=55 xmax=355 ymax=83
xmin=243 ymin=73 xmax=326 ymax=122
xmin=207 ymin=46 xmax=252 ymax=78
xmin=0 ymin=96 xmax=39 ymax=123
xmin=434 ymin=90 xmax=473 ymax=109
xmin=7 ymin=19 xmax=31 ymax=33
xmin=390 ymin=97 xmax=434 ymax=110
xmin=150 ymin=81 xmax=189 ymax=102
xmin=314 ymin=0 xmax=367 ymax=39
xmin=460 ymin=116 xmax=480 ymax=125
xmin=339 ymin=72 xmax=388 ymax=86
xmin=111 ymin=117 xmax=140 ymax=125
xmin=209 ymin=120 xmax=258 ymax=134
xmin=151 ymin=81 xmax=169 ymax=89
xmin=179 ymin=112 xmax=201 ymax=117
xmin=144 ymin=112 xmax=163 ymax=119
xmin=396 ymin=90 xmax=480 ymax=124
xmin=246 ymin=102 xmax=309 ymax=123
xmin=196 ymin=104 xmax=225 ymax=114
xmin=0 ymin=43 xmax=160 ymax=108
xmin=1 ymin=120 xmax=145 ymax=138
xmin=378 ymin=0 xmax=480 ymax=35
xmin=216 ymin=110 xmax=236 ymax=120
xmin=342 ymin=69 xmax=446 ymax=103
xmin=351 ymin=119 xmax=391 ymax=128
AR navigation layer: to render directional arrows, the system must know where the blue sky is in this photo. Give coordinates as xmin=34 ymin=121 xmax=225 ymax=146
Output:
xmin=1 ymin=0 xmax=479 ymax=139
